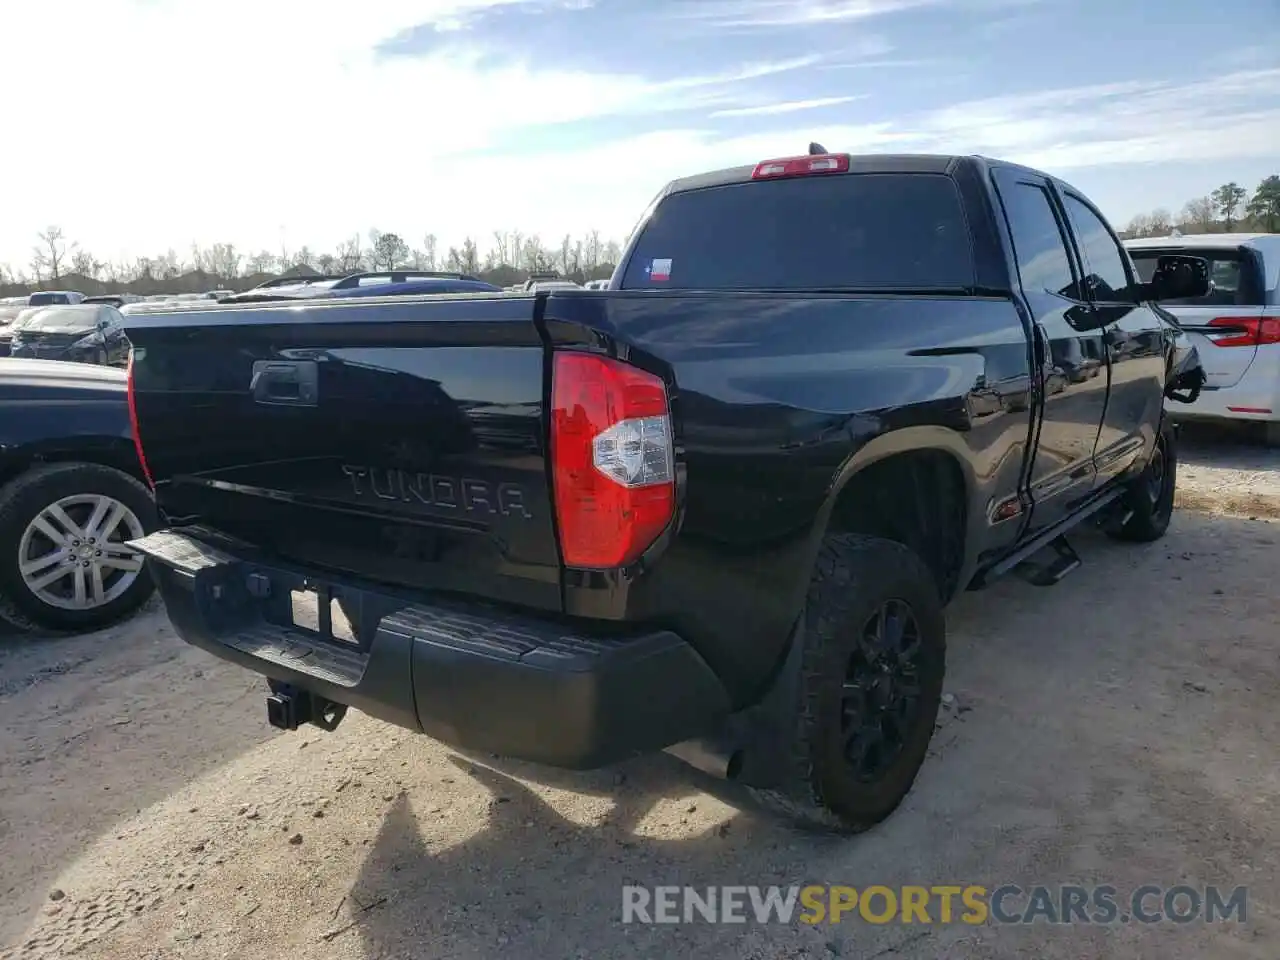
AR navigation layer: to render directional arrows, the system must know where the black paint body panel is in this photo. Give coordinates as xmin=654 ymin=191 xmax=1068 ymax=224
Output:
xmin=0 ymin=358 xmax=139 ymax=481
xmin=127 ymin=296 xmax=563 ymax=614
xmin=123 ymin=154 xmax=1185 ymax=717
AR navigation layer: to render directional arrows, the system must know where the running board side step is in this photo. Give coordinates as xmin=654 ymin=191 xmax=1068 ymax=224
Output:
xmin=969 ymin=485 xmax=1125 ymax=589
xmin=1013 ymin=535 xmax=1081 ymax=586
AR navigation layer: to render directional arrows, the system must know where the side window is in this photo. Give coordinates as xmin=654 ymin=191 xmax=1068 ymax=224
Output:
xmin=998 ymin=181 xmax=1077 ymax=298
xmin=1130 ymin=251 xmax=1255 ymax=307
xmin=1062 ymin=194 xmax=1132 ymax=301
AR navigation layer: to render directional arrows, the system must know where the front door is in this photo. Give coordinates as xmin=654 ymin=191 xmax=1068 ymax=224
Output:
xmin=991 ymin=168 xmax=1109 ymax=538
xmin=1058 ymin=190 xmax=1168 ymax=485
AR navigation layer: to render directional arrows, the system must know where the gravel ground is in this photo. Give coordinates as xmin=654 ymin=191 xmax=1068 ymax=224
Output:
xmin=1177 ymin=422 xmax=1280 ymax=517
xmin=1 ymin=456 xmax=1277 ymax=959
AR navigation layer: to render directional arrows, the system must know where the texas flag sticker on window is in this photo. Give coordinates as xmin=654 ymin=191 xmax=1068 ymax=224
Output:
xmin=647 ymin=258 xmax=672 ymax=282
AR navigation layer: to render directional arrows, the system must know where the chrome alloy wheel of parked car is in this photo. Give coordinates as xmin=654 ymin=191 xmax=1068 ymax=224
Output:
xmin=0 ymin=463 xmax=157 ymax=632
xmin=18 ymin=493 xmax=146 ymax=611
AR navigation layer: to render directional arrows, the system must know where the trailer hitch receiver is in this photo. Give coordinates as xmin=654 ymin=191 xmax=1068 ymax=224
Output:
xmin=265 ymin=682 xmax=348 ymax=732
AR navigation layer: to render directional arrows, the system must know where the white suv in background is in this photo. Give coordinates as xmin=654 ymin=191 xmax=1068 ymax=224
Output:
xmin=1125 ymin=233 xmax=1280 ymax=445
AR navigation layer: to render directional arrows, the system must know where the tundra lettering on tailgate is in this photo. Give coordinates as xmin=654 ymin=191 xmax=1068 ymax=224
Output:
xmin=341 ymin=464 xmax=533 ymax=518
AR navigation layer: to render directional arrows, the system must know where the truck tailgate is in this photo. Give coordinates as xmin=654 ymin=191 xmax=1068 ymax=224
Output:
xmin=124 ymin=295 xmax=562 ymax=612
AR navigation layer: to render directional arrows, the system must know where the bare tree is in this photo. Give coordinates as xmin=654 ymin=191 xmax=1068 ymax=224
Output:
xmin=155 ymin=248 xmax=183 ymax=279
xmin=1181 ymin=196 xmax=1216 ymax=232
xmin=32 ymin=226 xmax=72 ymax=282
xmin=293 ymin=246 xmax=317 ymax=270
xmin=558 ymin=234 xmax=573 ymax=274
xmin=459 ymin=238 xmax=480 ymax=274
xmin=335 ymin=235 xmax=363 ymax=272
xmin=1124 ymin=213 xmax=1153 ymax=238
xmin=491 ymin=231 xmax=510 ymax=268
xmin=1148 ymin=208 xmax=1172 ymax=236
xmin=584 ymin=230 xmax=602 ymax=269
xmin=317 ymin=253 xmax=336 ymax=275
xmin=208 ymin=243 xmax=242 ymax=280
xmin=521 ymin=236 xmax=553 ymax=274
xmin=423 ymin=234 xmax=438 ymax=271
xmin=70 ymin=248 xmax=102 ymax=279
xmin=247 ymin=251 xmax=276 ymax=275
xmin=111 ymin=259 xmax=142 ymax=283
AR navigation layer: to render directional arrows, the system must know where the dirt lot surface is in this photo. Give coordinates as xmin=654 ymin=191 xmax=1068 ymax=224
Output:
xmin=1177 ymin=423 xmax=1280 ymax=518
xmin=2 ymin=497 xmax=1278 ymax=957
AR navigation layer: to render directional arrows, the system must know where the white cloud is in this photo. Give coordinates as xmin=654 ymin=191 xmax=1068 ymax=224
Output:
xmin=438 ymin=67 xmax=1280 ymax=250
xmin=916 ymin=69 xmax=1280 ymax=171
xmin=710 ymin=96 xmax=867 ymax=117
xmin=668 ymin=0 xmax=934 ymax=28
xmin=0 ymin=0 xmax=838 ymax=268
xmin=0 ymin=0 xmax=1275 ymax=272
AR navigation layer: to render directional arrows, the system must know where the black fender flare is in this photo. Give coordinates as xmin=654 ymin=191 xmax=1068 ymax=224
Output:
xmin=798 ymin=426 xmax=983 ymax=601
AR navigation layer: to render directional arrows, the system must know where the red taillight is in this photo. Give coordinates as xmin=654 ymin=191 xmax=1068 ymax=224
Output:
xmin=550 ymin=352 xmax=675 ymax=568
xmin=1206 ymin=316 xmax=1280 ymax=348
xmin=751 ymin=153 xmax=850 ymax=180
xmin=125 ymin=350 xmax=155 ymax=489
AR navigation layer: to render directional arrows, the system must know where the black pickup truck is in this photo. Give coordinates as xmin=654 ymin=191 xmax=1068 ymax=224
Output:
xmin=123 ymin=151 xmax=1207 ymax=831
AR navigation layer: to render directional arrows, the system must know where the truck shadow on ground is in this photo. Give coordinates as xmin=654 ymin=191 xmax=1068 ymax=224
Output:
xmin=4 ymin=514 xmax=1277 ymax=959
xmin=345 ymin=753 xmax=846 ymax=960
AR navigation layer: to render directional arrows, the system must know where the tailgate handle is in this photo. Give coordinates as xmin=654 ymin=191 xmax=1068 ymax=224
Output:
xmin=250 ymin=360 xmax=318 ymax=406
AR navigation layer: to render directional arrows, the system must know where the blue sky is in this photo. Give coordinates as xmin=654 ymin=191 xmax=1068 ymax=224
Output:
xmin=2 ymin=0 xmax=1277 ymax=270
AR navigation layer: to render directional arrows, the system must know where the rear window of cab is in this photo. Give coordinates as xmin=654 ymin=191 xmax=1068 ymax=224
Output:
xmin=620 ymin=173 xmax=975 ymax=291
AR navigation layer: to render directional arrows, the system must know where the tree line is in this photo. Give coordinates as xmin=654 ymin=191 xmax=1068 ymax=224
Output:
xmin=0 ymin=228 xmax=627 ymax=297
xmin=4 ymin=172 xmax=1277 ymax=296
xmin=1120 ymin=174 xmax=1280 ymax=239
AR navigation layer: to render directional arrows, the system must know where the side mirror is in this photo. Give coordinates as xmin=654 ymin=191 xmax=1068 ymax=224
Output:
xmin=1146 ymin=254 xmax=1210 ymax=301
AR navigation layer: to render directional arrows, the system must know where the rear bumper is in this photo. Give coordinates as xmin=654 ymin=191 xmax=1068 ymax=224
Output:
xmin=129 ymin=529 xmax=731 ymax=769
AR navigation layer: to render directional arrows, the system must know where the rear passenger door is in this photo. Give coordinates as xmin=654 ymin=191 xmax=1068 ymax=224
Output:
xmin=1058 ymin=190 xmax=1167 ymax=485
xmin=991 ymin=168 xmax=1108 ymax=536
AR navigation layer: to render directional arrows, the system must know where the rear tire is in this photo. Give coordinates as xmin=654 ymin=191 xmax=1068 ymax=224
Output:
xmin=1107 ymin=420 xmax=1177 ymax=543
xmin=0 ymin=463 xmax=158 ymax=633
xmin=748 ymin=534 xmax=946 ymax=832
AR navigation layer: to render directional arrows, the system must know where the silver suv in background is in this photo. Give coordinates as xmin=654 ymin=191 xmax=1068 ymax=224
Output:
xmin=26 ymin=290 xmax=87 ymax=306
xmin=1125 ymin=233 xmax=1280 ymax=445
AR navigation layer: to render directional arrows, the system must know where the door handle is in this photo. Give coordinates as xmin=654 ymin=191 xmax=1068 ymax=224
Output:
xmin=250 ymin=360 xmax=319 ymax=406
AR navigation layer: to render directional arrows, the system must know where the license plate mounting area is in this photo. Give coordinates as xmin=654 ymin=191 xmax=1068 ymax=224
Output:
xmin=289 ymin=580 xmax=358 ymax=646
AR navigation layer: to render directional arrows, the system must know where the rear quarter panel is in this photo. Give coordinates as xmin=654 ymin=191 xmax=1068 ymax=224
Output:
xmin=0 ymin=363 xmax=136 ymax=482
xmin=542 ymin=290 xmax=1033 ymax=701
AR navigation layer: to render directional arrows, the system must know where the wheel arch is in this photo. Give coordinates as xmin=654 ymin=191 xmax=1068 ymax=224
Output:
xmin=807 ymin=427 xmax=980 ymax=603
xmin=0 ymin=436 xmax=146 ymax=490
